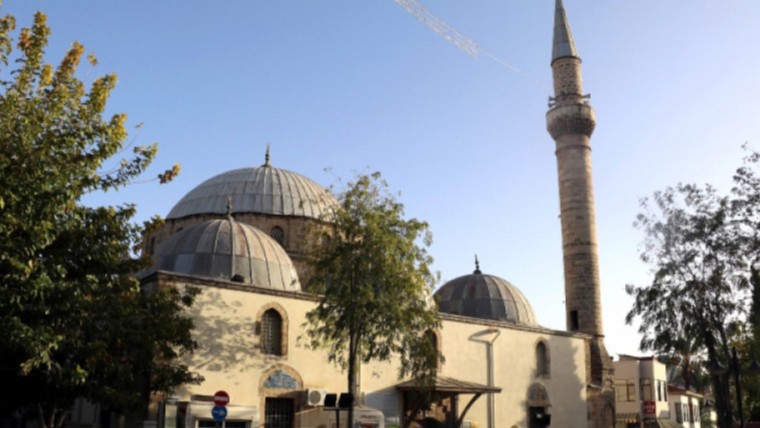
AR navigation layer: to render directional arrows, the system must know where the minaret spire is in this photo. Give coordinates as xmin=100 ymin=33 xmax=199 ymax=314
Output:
xmin=552 ymin=0 xmax=579 ymax=62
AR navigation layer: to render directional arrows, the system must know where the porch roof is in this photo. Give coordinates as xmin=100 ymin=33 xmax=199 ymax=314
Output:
xmin=395 ymin=376 xmax=501 ymax=394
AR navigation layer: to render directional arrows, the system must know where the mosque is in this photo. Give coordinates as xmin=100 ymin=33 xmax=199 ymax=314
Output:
xmin=140 ymin=1 xmax=615 ymax=427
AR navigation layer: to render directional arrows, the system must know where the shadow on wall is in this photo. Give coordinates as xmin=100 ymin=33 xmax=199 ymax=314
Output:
xmin=185 ymin=288 xmax=271 ymax=373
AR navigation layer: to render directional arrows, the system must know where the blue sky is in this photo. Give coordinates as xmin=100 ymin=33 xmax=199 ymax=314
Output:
xmin=6 ymin=0 xmax=760 ymax=359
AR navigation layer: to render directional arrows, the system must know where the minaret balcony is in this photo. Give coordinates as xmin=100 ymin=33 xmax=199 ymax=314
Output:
xmin=546 ymin=103 xmax=596 ymax=139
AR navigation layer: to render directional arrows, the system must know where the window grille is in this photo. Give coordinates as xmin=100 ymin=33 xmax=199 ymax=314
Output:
xmin=264 ymin=398 xmax=293 ymax=428
xmin=261 ymin=309 xmax=282 ymax=355
xmin=270 ymin=226 xmax=285 ymax=246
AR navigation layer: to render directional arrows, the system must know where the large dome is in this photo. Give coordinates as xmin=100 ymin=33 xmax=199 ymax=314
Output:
xmin=153 ymin=218 xmax=301 ymax=291
xmin=435 ymin=264 xmax=537 ymax=326
xmin=167 ymin=156 xmax=338 ymax=220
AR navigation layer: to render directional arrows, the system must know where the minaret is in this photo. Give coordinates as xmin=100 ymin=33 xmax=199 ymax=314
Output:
xmin=546 ymin=0 xmax=614 ymax=426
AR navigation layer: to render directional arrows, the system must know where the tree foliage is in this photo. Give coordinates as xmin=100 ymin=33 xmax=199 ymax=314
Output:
xmin=626 ymin=149 xmax=760 ymax=427
xmin=0 ymin=10 xmax=198 ymax=428
xmin=304 ymin=172 xmax=441 ymax=425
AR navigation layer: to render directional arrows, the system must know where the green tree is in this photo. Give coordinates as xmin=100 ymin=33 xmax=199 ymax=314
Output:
xmin=0 ymin=10 xmax=198 ymax=428
xmin=303 ymin=172 xmax=441 ymax=427
xmin=731 ymin=148 xmax=760 ymax=422
xmin=625 ymin=183 xmax=749 ymax=428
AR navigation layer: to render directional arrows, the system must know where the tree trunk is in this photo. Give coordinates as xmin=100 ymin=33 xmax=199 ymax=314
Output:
xmin=347 ymin=328 xmax=358 ymax=428
xmin=705 ymin=332 xmax=732 ymax=428
xmin=37 ymin=403 xmax=68 ymax=428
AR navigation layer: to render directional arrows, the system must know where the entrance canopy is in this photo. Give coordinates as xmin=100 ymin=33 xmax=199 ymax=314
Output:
xmin=396 ymin=375 xmax=501 ymax=395
xmin=396 ymin=376 xmax=501 ymax=428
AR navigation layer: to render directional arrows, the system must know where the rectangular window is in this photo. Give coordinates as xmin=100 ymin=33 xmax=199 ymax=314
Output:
xmin=265 ymin=398 xmax=294 ymax=428
xmin=626 ymin=382 xmax=636 ymax=402
xmin=615 ymin=380 xmax=637 ymax=402
xmin=675 ymin=404 xmax=683 ymax=423
xmin=617 ymin=382 xmax=625 ymax=402
xmin=569 ymin=311 xmax=579 ymax=331
xmin=615 ymin=381 xmax=627 ymax=402
xmin=640 ymin=379 xmax=653 ymax=401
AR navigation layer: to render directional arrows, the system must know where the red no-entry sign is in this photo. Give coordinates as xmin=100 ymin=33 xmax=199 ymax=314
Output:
xmin=213 ymin=390 xmax=230 ymax=406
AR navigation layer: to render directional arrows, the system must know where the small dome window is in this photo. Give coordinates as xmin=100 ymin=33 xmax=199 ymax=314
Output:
xmin=270 ymin=226 xmax=285 ymax=246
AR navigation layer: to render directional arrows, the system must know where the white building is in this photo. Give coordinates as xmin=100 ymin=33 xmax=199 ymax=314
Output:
xmin=667 ymin=386 xmax=702 ymax=428
xmin=613 ymin=355 xmax=674 ymax=428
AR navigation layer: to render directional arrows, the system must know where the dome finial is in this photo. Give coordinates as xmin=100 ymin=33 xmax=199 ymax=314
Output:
xmin=474 ymin=255 xmax=481 ymax=274
xmin=263 ymin=143 xmax=271 ymax=167
xmin=226 ymin=196 xmax=233 ymax=217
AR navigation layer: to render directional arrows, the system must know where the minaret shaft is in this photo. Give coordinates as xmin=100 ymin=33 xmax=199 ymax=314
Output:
xmin=546 ymin=4 xmax=615 ymax=427
xmin=547 ymin=58 xmax=602 ymax=337
xmin=547 ymin=0 xmax=613 ymax=393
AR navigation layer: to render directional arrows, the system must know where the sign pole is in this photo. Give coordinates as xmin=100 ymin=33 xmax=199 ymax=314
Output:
xmin=211 ymin=391 xmax=230 ymax=428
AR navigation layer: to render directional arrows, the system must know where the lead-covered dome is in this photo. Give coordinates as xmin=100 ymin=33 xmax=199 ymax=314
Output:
xmin=435 ymin=263 xmax=537 ymax=326
xmin=153 ymin=218 xmax=301 ymax=291
xmin=167 ymin=154 xmax=338 ymax=220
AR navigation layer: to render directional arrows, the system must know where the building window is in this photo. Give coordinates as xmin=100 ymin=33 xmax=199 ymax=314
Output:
xmin=270 ymin=226 xmax=285 ymax=246
xmin=264 ymin=398 xmax=294 ymax=428
xmin=614 ymin=380 xmax=637 ymax=402
xmin=640 ymin=378 xmax=653 ymax=401
xmin=424 ymin=330 xmax=440 ymax=370
xmin=536 ymin=342 xmax=550 ymax=377
xmin=261 ymin=309 xmax=283 ymax=355
xmin=321 ymin=233 xmax=332 ymax=249
xmin=675 ymin=404 xmax=683 ymax=423
xmin=569 ymin=310 xmax=579 ymax=331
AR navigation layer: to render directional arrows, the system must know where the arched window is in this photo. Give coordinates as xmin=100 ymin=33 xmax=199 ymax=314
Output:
xmin=261 ymin=309 xmax=283 ymax=355
xmin=270 ymin=226 xmax=285 ymax=246
xmin=321 ymin=233 xmax=332 ymax=249
xmin=536 ymin=341 xmax=550 ymax=377
xmin=423 ymin=329 xmax=441 ymax=370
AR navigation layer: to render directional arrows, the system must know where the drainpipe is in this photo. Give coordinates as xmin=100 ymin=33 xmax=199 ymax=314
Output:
xmin=471 ymin=328 xmax=501 ymax=428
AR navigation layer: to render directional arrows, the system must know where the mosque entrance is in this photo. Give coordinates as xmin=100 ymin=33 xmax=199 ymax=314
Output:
xmin=526 ymin=384 xmax=551 ymax=427
xmin=529 ymin=407 xmax=550 ymax=427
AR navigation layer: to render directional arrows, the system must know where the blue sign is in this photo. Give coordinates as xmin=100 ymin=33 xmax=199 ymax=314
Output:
xmin=211 ymin=405 xmax=227 ymax=421
xmin=263 ymin=370 xmax=298 ymax=389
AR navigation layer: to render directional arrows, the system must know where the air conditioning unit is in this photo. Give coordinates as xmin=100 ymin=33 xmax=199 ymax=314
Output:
xmin=305 ymin=389 xmax=328 ymax=406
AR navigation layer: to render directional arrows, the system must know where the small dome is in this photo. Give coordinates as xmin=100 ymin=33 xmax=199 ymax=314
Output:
xmin=435 ymin=266 xmax=537 ymax=326
xmin=154 ymin=218 xmax=301 ymax=291
xmin=167 ymin=160 xmax=338 ymax=220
